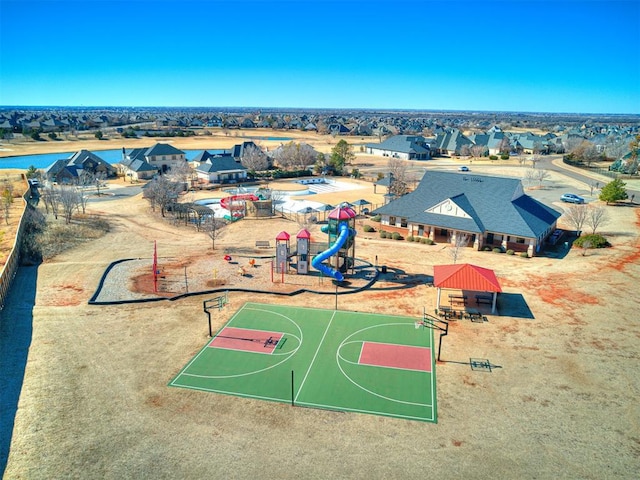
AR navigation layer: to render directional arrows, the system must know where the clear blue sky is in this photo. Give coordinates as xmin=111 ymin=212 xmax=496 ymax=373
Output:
xmin=1 ymin=0 xmax=639 ymax=114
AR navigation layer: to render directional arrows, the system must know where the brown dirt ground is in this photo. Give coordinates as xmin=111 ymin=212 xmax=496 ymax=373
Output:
xmin=3 ymin=140 xmax=640 ymax=479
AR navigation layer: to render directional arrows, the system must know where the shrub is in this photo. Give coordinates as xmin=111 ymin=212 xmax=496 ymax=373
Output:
xmin=520 ymin=252 xmax=529 ymax=258
xmin=500 ymin=154 xmax=510 ymax=160
xmin=422 ymin=238 xmax=434 ymax=245
xmin=371 ymin=214 xmax=381 ymax=222
xmin=392 ymin=232 xmax=403 ymax=240
xmin=493 ymin=247 xmax=503 ymax=253
xmin=483 ymin=246 xmax=492 ymax=251
xmin=489 ymin=155 xmax=498 ymax=160
xmin=406 ymin=236 xmax=415 ymax=242
xmin=363 ymin=224 xmax=375 ymax=233
xmin=379 ymin=230 xmax=388 ymax=238
xmin=574 ymin=234 xmax=609 ymax=249
xmin=506 ymin=249 xmax=515 ymax=255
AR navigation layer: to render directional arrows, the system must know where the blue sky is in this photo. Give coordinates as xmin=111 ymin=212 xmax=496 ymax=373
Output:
xmin=1 ymin=0 xmax=639 ymax=114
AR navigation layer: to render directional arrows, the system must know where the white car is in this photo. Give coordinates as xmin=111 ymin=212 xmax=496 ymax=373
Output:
xmin=458 ymin=166 xmax=470 ymax=172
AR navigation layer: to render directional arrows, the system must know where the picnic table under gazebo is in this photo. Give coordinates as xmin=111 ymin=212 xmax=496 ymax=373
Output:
xmin=433 ymin=263 xmax=502 ymax=315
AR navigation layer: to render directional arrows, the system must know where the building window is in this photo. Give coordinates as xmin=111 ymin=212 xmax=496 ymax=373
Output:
xmin=389 ymin=216 xmax=396 ymax=226
xmin=400 ymin=218 xmax=407 ymax=228
xmin=516 ymin=237 xmax=525 ymax=244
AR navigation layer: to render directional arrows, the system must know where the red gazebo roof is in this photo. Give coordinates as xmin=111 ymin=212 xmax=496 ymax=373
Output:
xmin=296 ymin=229 xmax=311 ymax=239
xmin=328 ymin=204 xmax=357 ymax=220
xmin=275 ymin=231 xmax=291 ymax=241
xmin=433 ymin=264 xmax=502 ymax=292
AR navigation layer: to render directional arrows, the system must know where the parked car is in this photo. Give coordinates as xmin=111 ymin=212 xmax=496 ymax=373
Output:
xmin=458 ymin=166 xmax=470 ymax=172
xmin=560 ymin=193 xmax=585 ymax=204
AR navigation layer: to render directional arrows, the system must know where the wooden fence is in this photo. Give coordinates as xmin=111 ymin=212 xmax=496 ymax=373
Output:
xmin=0 ymin=185 xmax=30 ymax=311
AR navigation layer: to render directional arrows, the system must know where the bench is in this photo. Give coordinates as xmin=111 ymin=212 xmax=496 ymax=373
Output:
xmin=475 ymin=294 xmax=492 ymax=306
xmin=255 ymin=240 xmax=271 ymax=248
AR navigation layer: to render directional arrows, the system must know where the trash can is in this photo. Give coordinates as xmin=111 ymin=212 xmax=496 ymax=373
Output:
xmin=381 ymin=265 xmax=387 ymax=274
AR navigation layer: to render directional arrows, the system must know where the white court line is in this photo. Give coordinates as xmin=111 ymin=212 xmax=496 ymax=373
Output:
xmin=294 ymin=311 xmax=335 ymax=403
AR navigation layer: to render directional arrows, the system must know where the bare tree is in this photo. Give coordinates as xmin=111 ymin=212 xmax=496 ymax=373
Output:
xmin=585 ymin=205 xmax=609 ymax=234
xmin=272 ymin=142 xmax=315 ymax=170
xmin=167 ymin=160 xmax=194 ymax=190
xmin=1 ymin=180 xmax=14 ymax=224
xmin=471 ymin=144 xmax=485 ymax=158
xmin=460 ymin=144 xmax=471 ymax=157
xmin=387 ymin=158 xmax=409 ymax=197
xmin=523 ymin=168 xmax=536 ymax=186
xmin=202 ymin=216 xmax=226 ymax=250
xmin=563 ymin=205 xmax=588 ymax=233
xmin=94 ymin=171 xmax=108 ymax=196
xmin=588 ymin=180 xmax=601 ymax=196
xmin=41 ymin=185 xmax=60 ymax=219
xmin=59 ymin=186 xmax=81 ymax=224
xmin=240 ymin=144 xmax=269 ymax=172
xmin=77 ymin=186 xmax=89 ymax=214
xmin=534 ymin=169 xmax=550 ymax=188
xmin=144 ymin=176 xmax=183 ymax=217
xmin=499 ymin=137 xmax=511 ymax=155
xmin=448 ymin=233 xmax=469 ymax=264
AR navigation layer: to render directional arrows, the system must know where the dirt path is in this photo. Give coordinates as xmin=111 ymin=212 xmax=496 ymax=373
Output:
xmin=2 ymin=169 xmax=640 ymax=478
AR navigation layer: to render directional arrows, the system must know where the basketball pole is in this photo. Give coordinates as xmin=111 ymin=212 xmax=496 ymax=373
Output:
xmin=291 ymin=370 xmax=295 ymax=407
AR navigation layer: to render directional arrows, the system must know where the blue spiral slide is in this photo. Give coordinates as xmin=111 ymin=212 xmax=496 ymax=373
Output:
xmin=311 ymin=223 xmax=352 ymax=282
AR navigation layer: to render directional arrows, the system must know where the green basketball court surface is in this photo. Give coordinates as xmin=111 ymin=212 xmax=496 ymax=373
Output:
xmin=170 ymin=302 xmax=437 ymax=422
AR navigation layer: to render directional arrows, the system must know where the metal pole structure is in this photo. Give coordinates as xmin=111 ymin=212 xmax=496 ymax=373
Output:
xmin=335 ymin=283 xmax=338 ymax=310
xmin=291 ymin=370 xmax=295 ymax=407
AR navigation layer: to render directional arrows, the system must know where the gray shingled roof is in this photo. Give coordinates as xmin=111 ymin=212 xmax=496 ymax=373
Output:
xmin=196 ymin=155 xmax=246 ymax=173
xmin=366 ymin=135 xmax=430 ymax=155
xmin=145 ymin=143 xmax=185 ymax=156
xmin=373 ymin=171 xmax=561 ymax=238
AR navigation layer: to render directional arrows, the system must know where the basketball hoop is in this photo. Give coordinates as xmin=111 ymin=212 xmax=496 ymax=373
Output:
xmin=415 ymin=321 xmax=424 ymax=329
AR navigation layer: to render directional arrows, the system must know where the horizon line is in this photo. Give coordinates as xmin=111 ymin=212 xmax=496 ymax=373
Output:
xmin=1 ymin=105 xmax=639 ymax=117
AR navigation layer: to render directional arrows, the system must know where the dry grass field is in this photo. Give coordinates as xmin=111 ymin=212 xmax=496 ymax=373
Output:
xmin=1 ymin=134 xmax=639 ymax=479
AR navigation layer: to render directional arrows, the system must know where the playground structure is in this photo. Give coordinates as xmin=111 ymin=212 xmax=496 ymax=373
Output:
xmin=270 ymin=203 xmax=357 ymax=283
xmin=219 ymin=188 xmax=272 ymax=221
xmin=312 ymin=203 xmax=357 ymax=282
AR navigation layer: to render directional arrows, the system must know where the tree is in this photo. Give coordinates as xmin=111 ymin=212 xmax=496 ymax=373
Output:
xmin=448 ymin=233 xmax=469 ymax=264
xmin=585 ymin=205 xmax=609 ymax=234
xmin=1 ymin=180 xmax=14 ymax=224
xmin=167 ymin=160 xmax=194 ymax=190
xmin=534 ymin=169 xmax=550 ymax=188
xmin=588 ymin=180 xmax=601 ymax=196
xmin=272 ymin=142 xmax=314 ymax=170
xmin=387 ymin=158 xmax=409 ymax=197
xmin=240 ymin=144 xmax=269 ymax=172
xmin=471 ymin=144 xmax=485 ymax=158
xmin=40 ymin=185 xmax=60 ymax=218
xmin=498 ymin=137 xmax=511 ymax=155
xmin=59 ymin=186 xmax=81 ymax=224
xmin=202 ymin=216 xmax=226 ymax=250
xmin=329 ymin=139 xmax=354 ymax=174
xmin=563 ymin=205 xmax=588 ymax=233
xmin=95 ymin=130 xmax=104 ymax=140
xmin=144 ymin=176 xmax=183 ymax=217
xmin=599 ymin=179 xmax=627 ymax=204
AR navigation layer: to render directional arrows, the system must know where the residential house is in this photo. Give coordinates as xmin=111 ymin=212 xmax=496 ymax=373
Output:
xmin=44 ymin=149 xmax=116 ymax=184
xmin=372 ymin=171 xmax=562 ymax=257
xmin=433 ymin=128 xmax=474 ymax=156
xmin=365 ymin=135 xmax=431 ymax=160
xmin=119 ymin=142 xmax=187 ymax=181
xmin=194 ymin=153 xmax=248 ymax=185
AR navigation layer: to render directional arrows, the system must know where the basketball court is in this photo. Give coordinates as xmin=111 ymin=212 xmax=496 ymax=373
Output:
xmin=170 ymin=302 xmax=437 ymax=422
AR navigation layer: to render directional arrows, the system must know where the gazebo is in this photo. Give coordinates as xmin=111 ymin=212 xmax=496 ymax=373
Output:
xmin=433 ymin=263 xmax=502 ymax=314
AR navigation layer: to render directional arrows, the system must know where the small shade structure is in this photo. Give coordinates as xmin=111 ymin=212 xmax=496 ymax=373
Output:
xmin=351 ymin=198 xmax=371 ymax=214
xmin=433 ymin=263 xmax=502 ymax=314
